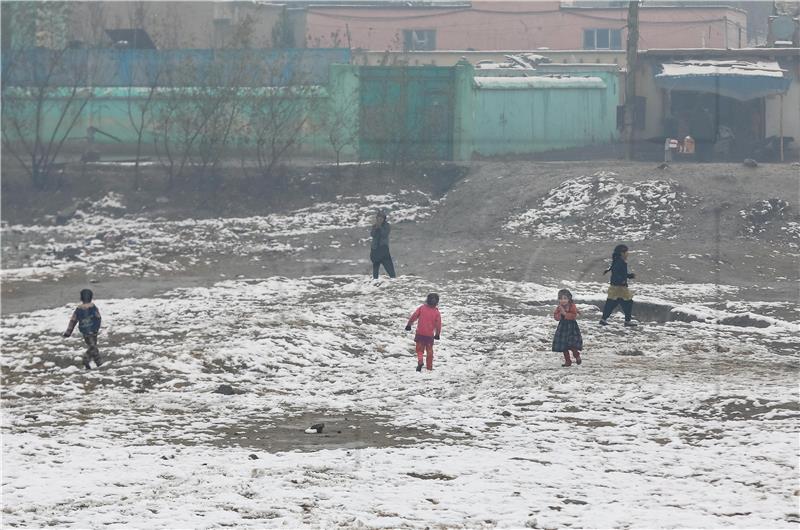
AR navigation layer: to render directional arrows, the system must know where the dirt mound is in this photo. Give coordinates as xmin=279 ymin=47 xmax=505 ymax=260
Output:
xmin=504 ymin=171 xmax=697 ymax=241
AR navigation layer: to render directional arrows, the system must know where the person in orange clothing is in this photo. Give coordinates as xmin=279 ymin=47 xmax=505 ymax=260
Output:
xmin=552 ymin=289 xmax=583 ymax=367
xmin=405 ymin=293 xmax=442 ymax=372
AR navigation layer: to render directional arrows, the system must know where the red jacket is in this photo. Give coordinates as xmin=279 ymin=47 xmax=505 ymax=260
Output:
xmin=408 ymin=304 xmax=441 ymax=337
xmin=554 ymin=302 xmax=579 ymax=321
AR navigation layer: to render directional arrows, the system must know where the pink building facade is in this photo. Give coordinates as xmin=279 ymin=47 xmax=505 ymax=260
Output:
xmin=303 ymin=2 xmax=748 ymax=51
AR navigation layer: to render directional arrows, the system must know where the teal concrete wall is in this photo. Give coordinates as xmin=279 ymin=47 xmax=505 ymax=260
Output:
xmin=470 ymin=70 xmax=619 ymax=156
xmin=2 ymin=64 xmax=618 ymax=162
xmin=2 ymin=66 xmax=362 ymax=160
xmin=452 ymin=62 xmax=475 ymax=162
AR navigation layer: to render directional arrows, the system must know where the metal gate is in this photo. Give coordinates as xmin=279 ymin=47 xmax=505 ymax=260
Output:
xmin=359 ymin=66 xmax=455 ymax=162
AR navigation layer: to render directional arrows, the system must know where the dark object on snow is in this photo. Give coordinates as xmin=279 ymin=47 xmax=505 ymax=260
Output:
xmin=213 ymin=384 xmax=236 ymax=395
xmin=310 ymin=423 xmax=324 ymax=433
xmin=743 ymin=158 xmax=758 ymax=168
xmin=616 ymin=349 xmax=644 ymax=356
xmin=52 ymin=247 xmax=82 ymax=261
xmin=656 ymin=162 xmax=669 ymax=170
xmin=501 ymin=410 xmax=512 ymax=417
xmin=248 ymin=454 xmax=259 ymax=460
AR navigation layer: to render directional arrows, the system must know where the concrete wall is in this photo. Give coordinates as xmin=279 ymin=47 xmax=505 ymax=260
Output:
xmin=305 ymin=3 xmax=747 ymax=51
xmin=765 ymin=58 xmax=800 ymax=141
xmin=353 ymin=49 xmax=625 ymax=67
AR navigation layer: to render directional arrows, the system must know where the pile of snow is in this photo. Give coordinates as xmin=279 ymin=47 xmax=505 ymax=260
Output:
xmin=1 ymin=275 xmax=798 ymax=527
xmin=0 ymin=191 xmax=438 ymax=282
xmin=505 ymin=171 xmax=697 ymax=240
xmin=92 ymin=191 xmax=127 ymax=212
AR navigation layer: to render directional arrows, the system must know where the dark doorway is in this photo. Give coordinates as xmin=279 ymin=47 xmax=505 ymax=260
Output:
xmin=668 ymin=91 xmax=764 ymax=160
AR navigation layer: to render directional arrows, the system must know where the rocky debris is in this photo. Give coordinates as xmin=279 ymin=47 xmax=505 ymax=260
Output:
xmin=616 ymin=349 xmax=644 ymax=356
xmin=50 ymin=247 xmax=82 ymax=261
xmin=739 ymin=198 xmax=790 ymax=235
xmin=213 ymin=384 xmax=237 ymax=395
xmin=304 ymin=423 xmax=325 ymax=434
xmin=406 ymin=472 xmax=456 ymax=481
xmin=248 ymin=454 xmax=259 ymax=460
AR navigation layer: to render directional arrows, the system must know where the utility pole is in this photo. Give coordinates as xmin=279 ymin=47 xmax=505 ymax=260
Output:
xmin=624 ymin=0 xmax=640 ymax=160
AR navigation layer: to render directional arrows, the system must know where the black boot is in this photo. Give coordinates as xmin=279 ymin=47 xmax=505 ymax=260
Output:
xmin=622 ymin=300 xmax=637 ymax=326
xmin=416 ymin=362 xmax=423 ymax=372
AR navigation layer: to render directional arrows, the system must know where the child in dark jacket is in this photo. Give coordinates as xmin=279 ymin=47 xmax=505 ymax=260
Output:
xmin=599 ymin=244 xmax=638 ymax=327
xmin=370 ymin=210 xmax=396 ymax=279
xmin=405 ymin=293 xmax=442 ymax=372
xmin=63 ymin=289 xmax=103 ymax=370
xmin=552 ymin=289 xmax=583 ymax=367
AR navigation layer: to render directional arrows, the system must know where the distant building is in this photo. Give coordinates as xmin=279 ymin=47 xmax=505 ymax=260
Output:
xmin=634 ymin=48 xmax=799 ymax=160
xmin=298 ymin=1 xmax=748 ymax=51
xmin=2 ymin=1 xmax=748 ymax=52
xmin=2 ymin=2 xmax=292 ymax=50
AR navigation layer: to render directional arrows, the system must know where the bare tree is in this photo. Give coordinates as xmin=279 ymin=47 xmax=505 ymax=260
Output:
xmin=124 ymin=1 xmax=161 ymax=189
xmin=151 ymin=18 xmax=254 ymax=189
xmin=238 ymin=53 xmax=319 ymax=181
xmin=319 ymin=83 xmax=359 ymax=167
xmin=2 ymin=45 xmax=95 ymax=190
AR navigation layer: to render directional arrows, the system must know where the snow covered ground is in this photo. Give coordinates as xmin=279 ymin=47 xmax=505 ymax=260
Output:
xmin=0 ymin=191 xmax=439 ymax=282
xmin=2 ymin=275 xmax=798 ymax=528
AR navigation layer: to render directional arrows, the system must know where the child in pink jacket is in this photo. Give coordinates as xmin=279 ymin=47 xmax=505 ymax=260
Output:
xmin=405 ymin=293 xmax=442 ymax=372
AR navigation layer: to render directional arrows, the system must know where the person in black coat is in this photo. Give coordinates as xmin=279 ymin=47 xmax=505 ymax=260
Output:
xmin=370 ymin=210 xmax=396 ymax=279
xmin=599 ymin=244 xmax=637 ymax=326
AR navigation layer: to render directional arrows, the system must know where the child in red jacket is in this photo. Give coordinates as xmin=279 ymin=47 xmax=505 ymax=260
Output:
xmin=552 ymin=289 xmax=583 ymax=367
xmin=405 ymin=293 xmax=442 ymax=372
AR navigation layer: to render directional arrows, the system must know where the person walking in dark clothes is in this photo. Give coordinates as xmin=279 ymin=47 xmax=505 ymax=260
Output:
xmin=552 ymin=289 xmax=583 ymax=367
xmin=370 ymin=209 xmax=396 ymax=279
xmin=63 ymin=288 xmax=103 ymax=370
xmin=599 ymin=244 xmax=637 ymax=327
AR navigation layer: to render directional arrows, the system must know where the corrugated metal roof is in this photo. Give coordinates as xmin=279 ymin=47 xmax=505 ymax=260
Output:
xmin=657 ymin=60 xmax=786 ymax=78
xmin=474 ymin=76 xmax=606 ymax=89
xmin=654 ymin=60 xmax=791 ymax=100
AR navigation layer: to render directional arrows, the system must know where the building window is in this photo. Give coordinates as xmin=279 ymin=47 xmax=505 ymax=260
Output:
xmin=403 ymin=29 xmax=436 ymax=51
xmin=583 ymin=28 xmax=622 ymax=50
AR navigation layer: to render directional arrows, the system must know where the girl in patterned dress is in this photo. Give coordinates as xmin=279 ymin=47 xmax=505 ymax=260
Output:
xmin=552 ymin=289 xmax=583 ymax=367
